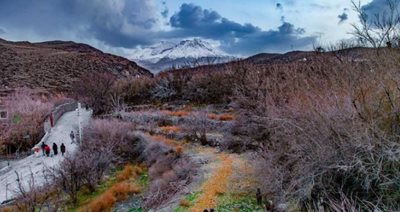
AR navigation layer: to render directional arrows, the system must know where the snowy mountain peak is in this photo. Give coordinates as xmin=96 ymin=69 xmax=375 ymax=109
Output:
xmin=130 ymin=39 xmax=235 ymax=73
xmin=130 ymin=39 xmax=229 ymax=62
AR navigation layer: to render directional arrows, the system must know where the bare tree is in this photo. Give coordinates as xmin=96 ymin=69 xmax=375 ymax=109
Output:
xmin=74 ymin=72 xmax=116 ymax=115
xmin=13 ymin=169 xmax=54 ymax=212
xmin=351 ymin=0 xmax=400 ymax=48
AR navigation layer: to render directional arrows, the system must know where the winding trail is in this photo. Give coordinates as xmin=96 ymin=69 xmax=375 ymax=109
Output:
xmin=0 ymin=108 xmax=92 ymax=203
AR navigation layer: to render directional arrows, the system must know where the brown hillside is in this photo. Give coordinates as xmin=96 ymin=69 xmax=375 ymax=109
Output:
xmin=0 ymin=38 xmax=153 ymax=93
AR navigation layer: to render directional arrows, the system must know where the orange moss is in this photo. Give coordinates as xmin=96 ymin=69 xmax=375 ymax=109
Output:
xmin=160 ymin=126 xmax=181 ymax=133
xmin=82 ymin=182 xmax=141 ymax=212
xmin=207 ymin=113 xmax=218 ymax=120
xmin=179 ymin=199 xmax=191 ymax=207
xmin=163 ymin=110 xmax=189 ymax=117
xmin=79 ymin=164 xmax=144 ymax=212
xmin=218 ymin=114 xmax=235 ymax=121
xmin=86 ymin=192 xmax=116 ymax=212
xmin=190 ymin=154 xmax=234 ymax=211
xmin=207 ymin=113 xmax=235 ymax=121
xmin=117 ymin=164 xmax=136 ymax=182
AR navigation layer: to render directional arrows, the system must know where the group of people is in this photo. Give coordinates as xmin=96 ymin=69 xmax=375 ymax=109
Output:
xmin=33 ymin=131 xmax=76 ymax=157
xmin=40 ymin=142 xmax=66 ymax=157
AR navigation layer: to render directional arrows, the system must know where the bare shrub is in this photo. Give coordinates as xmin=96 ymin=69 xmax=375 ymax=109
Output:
xmin=233 ymin=51 xmax=400 ymax=210
xmin=1 ymin=88 xmax=53 ymax=154
xmin=112 ymin=77 xmax=154 ymax=106
xmin=74 ymin=72 xmax=116 ymax=115
xmin=13 ymin=169 xmax=55 ymax=212
xmin=183 ymin=70 xmax=233 ymax=104
xmin=139 ymin=135 xmax=195 ymax=209
xmin=50 ymin=118 xmax=141 ymax=204
xmin=351 ymin=0 xmax=400 ymax=48
xmin=82 ymin=119 xmax=142 ymax=162
xmin=51 ymin=155 xmax=85 ymax=204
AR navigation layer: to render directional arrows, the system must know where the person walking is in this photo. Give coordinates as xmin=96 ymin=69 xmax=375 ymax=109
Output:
xmin=52 ymin=143 xmax=58 ymax=156
xmin=41 ymin=142 xmax=46 ymax=156
xmin=70 ymin=131 xmax=75 ymax=144
xmin=60 ymin=143 xmax=66 ymax=156
xmin=44 ymin=145 xmax=50 ymax=157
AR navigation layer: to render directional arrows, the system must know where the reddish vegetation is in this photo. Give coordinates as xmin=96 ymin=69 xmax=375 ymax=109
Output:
xmin=83 ymin=182 xmax=140 ymax=212
xmin=163 ymin=110 xmax=190 ymax=117
xmin=80 ymin=164 xmax=142 ymax=212
xmin=207 ymin=113 xmax=235 ymax=121
xmin=116 ymin=164 xmax=138 ymax=182
xmin=160 ymin=126 xmax=181 ymax=133
xmin=0 ymin=88 xmax=53 ymax=153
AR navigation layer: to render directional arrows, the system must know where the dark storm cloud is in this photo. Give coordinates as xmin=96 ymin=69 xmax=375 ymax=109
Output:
xmin=0 ymin=0 xmax=159 ymax=47
xmin=0 ymin=1 xmax=316 ymax=55
xmin=361 ymin=0 xmax=400 ymax=23
xmin=338 ymin=12 xmax=348 ymax=23
xmin=168 ymin=3 xmax=315 ymax=54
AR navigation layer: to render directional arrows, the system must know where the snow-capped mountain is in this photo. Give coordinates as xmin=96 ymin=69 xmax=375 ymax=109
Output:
xmin=130 ymin=39 xmax=236 ymax=73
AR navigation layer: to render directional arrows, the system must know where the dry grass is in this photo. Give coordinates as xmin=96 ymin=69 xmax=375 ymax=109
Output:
xmin=163 ymin=110 xmax=189 ymax=117
xmin=179 ymin=199 xmax=191 ymax=207
xmin=0 ymin=206 xmax=17 ymax=212
xmin=116 ymin=164 xmax=142 ymax=182
xmin=207 ymin=113 xmax=235 ymax=121
xmin=218 ymin=114 xmax=234 ymax=121
xmin=160 ymin=126 xmax=181 ymax=134
xmin=81 ymin=182 xmax=140 ymax=212
xmin=207 ymin=113 xmax=219 ymax=120
xmin=147 ymin=134 xmax=179 ymax=147
xmin=190 ymin=154 xmax=234 ymax=211
xmin=78 ymin=164 xmax=143 ymax=212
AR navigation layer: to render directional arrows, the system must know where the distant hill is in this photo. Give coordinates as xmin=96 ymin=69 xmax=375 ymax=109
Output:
xmin=0 ymin=38 xmax=152 ymax=93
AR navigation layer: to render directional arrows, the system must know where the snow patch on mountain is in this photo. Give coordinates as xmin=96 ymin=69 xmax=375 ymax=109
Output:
xmin=130 ymin=39 xmax=235 ymax=73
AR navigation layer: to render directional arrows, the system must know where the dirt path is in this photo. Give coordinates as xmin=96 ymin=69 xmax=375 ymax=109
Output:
xmin=154 ymin=143 xmax=258 ymax=212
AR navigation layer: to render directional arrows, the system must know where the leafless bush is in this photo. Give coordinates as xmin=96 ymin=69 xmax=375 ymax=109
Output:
xmin=233 ymin=50 xmax=400 ymax=210
xmin=12 ymin=169 xmax=55 ymax=211
xmin=51 ymin=155 xmax=84 ymax=204
xmin=183 ymin=70 xmax=233 ymax=104
xmin=0 ymin=88 xmax=53 ymax=154
xmin=112 ymin=77 xmax=154 ymax=106
xmin=74 ymin=72 xmax=116 ymax=115
xmin=82 ymin=119 xmax=141 ymax=163
xmin=351 ymin=0 xmax=400 ymax=48
xmin=138 ymin=134 xmax=195 ymax=209
xmin=152 ymin=72 xmax=191 ymax=101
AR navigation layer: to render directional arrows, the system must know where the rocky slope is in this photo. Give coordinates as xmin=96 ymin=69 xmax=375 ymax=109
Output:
xmin=0 ymin=38 xmax=152 ymax=92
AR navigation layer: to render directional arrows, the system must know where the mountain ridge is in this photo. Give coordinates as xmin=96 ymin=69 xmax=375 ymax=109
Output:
xmin=130 ymin=39 xmax=236 ymax=73
xmin=0 ymin=38 xmax=152 ymax=93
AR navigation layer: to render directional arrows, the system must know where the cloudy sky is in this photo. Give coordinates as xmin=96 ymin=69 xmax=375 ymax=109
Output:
xmin=0 ymin=0 xmax=382 ymax=57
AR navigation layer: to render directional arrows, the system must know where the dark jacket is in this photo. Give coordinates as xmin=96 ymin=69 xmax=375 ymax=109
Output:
xmin=52 ymin=143 xmax=58 ymax=155
xmin=60 ymin=144 xmax=66 ymax=153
